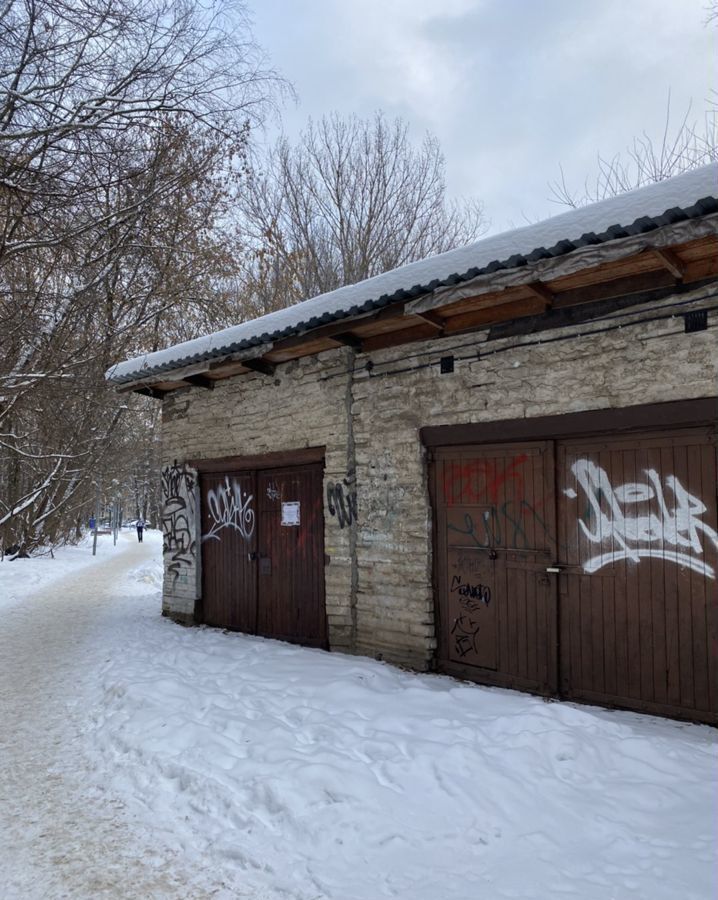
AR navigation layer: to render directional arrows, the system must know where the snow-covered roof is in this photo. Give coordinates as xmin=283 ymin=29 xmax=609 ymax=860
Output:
xmin=107 ymin=163 xmax=718 ymax=385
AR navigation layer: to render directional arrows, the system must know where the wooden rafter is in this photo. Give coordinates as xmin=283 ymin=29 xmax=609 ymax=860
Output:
xmin=270 ymin=302 xmax=406 ymax=354
xmin=524 ymin=280 xmax=555 ymax=308
xmin=412 ymin=310 xmax=446 ymax=332
xmin=134 ymin=386 xmax=166 ymax=400
xmin=243 ymin=358 xmax=276 ymax=376
xmin=650 ymin=247 xmax=686 ymax=281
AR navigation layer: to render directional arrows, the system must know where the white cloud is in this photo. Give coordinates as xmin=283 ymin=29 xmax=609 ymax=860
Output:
xmin=251 ymin=0 xmax=715 ymax=231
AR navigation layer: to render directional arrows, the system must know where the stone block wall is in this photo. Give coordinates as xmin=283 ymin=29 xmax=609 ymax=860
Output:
xmin=160 ymin=287 xmax=718 ymax=669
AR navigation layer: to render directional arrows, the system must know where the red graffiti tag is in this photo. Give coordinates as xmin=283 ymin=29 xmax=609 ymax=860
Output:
xmin=443 ymin=454 xmax=529 ymax=506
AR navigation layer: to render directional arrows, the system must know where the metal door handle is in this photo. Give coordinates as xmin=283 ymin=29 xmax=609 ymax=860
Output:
xmin=248 ymin=551 xmax=258 ymax=562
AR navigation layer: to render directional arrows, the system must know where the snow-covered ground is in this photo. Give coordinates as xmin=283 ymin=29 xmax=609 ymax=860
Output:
xmin=1 ymin=532 xmax=716 ymax=899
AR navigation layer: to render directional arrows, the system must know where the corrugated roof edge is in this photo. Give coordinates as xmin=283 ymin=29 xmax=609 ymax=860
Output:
xmin=106 ymin=169 xmax=718 ymax=385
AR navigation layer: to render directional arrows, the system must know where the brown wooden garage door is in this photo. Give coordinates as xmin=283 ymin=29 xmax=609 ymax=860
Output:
xmin=431 ymin=427 xmax=718 ymax=723
xmin=199 ymin=462 xmax=327 ymax=648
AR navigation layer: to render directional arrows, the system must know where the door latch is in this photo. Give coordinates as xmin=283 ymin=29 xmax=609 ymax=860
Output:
xmin=247 ymin=551 xmax=258 ymax=562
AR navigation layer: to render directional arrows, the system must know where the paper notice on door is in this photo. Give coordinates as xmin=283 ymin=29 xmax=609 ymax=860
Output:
xmin=281 ymin=501 xmax=300 ymax=526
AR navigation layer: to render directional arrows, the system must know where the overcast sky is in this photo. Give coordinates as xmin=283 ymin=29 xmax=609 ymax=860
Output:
xmin=250 ymin=0 xmax=715 ymax=235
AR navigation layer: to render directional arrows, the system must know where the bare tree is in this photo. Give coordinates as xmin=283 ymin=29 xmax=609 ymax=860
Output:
xmin=236 ymin=112 xmax=486 ymax=315
xmin=0 ymin=0 xmax=282 ymax=554
xmin=550 ymin=98 xmax=717 ymax=208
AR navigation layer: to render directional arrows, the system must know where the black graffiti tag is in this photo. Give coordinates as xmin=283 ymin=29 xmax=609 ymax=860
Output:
xmin=450 ymin=575 xmax=491 ymax=608
xmin=327 ymin=473 xmax=358 ymax=529
xmin=447 ymin=499 xmax=554 ymax=550
xmin=451 ymin=614 xmax=482 ymax=657
xmin=161 ymin=463 xmax=197 ymax=587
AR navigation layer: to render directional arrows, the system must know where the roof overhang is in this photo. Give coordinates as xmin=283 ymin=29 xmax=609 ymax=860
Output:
xmin=114 ymin=213 xmax=718 ymax=397
xmin=107 ymin=164 xmax=718 ymax=396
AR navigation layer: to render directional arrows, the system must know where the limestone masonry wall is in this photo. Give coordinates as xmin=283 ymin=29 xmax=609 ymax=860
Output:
xmin=161 ymin=288 xmax=718 ymax=669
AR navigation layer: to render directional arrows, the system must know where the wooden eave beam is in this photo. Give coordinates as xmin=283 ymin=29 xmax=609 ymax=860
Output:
xmin=552 ymin=267 xmax=678 ymax=309
xmin=134 ymin=385 xmax=166 ymax=399
xmin=361 ymin=322 xmax=443 ymax=353
xmin=442 ymin=296 xmax=547 ymax=335
xmin=330 ymin=332 xmax=364 ymax=349
xmin=650 ymin=246 xmax=686 ymax=281
xmin=117 ymin=380 xmax=165 ymax=396
xmin=524 ymin=280 xmax=555 ymax=308
xmin=184 ymin=374 xmax=215 ymax=389
xmin=242 ymin=357 xmax=276 ymax=376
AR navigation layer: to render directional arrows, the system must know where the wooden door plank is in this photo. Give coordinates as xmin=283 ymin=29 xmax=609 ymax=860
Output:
xmin=199 ymin=471 xmax=258 ymax=632
xmin=257 ymin=463 xmax=327 ymax=648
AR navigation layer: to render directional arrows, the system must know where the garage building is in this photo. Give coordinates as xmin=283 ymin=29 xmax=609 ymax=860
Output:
xmin=108 ymin=164 xmax=718 ymax=724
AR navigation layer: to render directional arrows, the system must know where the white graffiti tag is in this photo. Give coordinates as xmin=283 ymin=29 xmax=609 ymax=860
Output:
xmin=203 ymin=477 xmax=255 ymax=542
xmin=565 ymin=460 xmax=718 ymax=579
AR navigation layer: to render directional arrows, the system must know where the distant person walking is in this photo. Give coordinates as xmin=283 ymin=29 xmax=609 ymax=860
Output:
xmin=136 ymin=519 xmax=145 ymax=542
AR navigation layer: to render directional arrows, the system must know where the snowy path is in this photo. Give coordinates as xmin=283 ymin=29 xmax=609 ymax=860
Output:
xmin=0 ymin=534 xmax=232 ymax=899
xmin=1 ymin=532 xmax=716 ymax=900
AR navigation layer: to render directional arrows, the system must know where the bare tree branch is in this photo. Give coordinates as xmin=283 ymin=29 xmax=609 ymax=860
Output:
xmin=235 ymin=112 xmax=487 ymax=315
xmin=550 ymin=96 xmax=717 ymax=208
